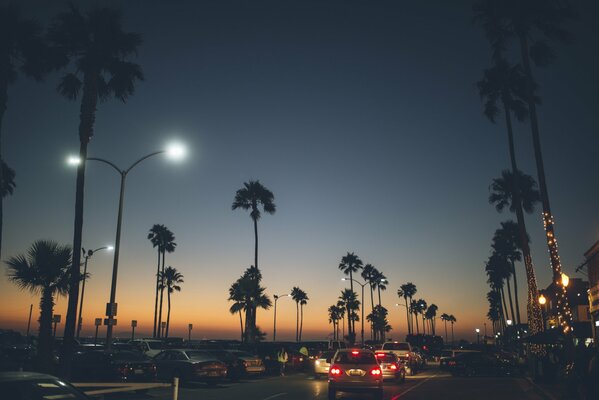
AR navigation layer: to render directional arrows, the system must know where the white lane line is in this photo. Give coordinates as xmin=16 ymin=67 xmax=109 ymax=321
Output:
xmin=263 ymin=392 xmax=288 ymax=400
xmin=392 ymin=373 xmax=438 ymax=399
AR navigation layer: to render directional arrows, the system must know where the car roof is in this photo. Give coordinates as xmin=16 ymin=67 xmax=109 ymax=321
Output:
xmin=0 ymin=371 xmax=59 ymax=382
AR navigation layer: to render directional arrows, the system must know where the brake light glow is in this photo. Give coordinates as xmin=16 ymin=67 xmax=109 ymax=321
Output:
xmin=330 ymin=366 xmax=343 ymax=375
xmin=375 ymin=353 xmax=385 ymax=357
xmin=351 ymin=350 xmax=360 ymax=355
xmin=390 ymin=364 xmax=398 ymax=370
xmin=370 ymin=367 xmax=382 ymax=376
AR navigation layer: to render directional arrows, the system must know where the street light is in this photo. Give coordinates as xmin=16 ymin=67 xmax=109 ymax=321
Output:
xmin=475 ymin=328 xmax=480 ymax=345
xmin=273 ymin=294 xmax=291 ymax=342
xmin=76 ymin=245 xmax=113 ymax=338
xmin=561 ymin=273 xmax=569 ymax=287
xmin=71 ymin=143 xmax=186 ymax=350
xmin=342 ymin=277 xmax=367 ymax=347
xmin=538 ymin=294 xmax=547 ymax=331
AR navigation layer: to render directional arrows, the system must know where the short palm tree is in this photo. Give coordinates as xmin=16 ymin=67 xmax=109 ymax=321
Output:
xmin=228 ymin=281 xmax=245 ymax=342
xmin=160 ymin=266 xmax=183 ymax=338
xmin=372 ymin=269 xmax=387 ymax=306
xmin=290 ymin=287 xmax=308 ymax=342
xmin=232 ymin=180 xmax=276 ymax=272
xmin=448 ymin=315 xmax=457 ymax=346
xmin=339 ymin=289 xmax=360 ymax=343
xmin=338 ymin=252 xmax=363 ymax=294
xmin=0 ymin=4 xmax=46 ymax=259
xmin=398 ymin=283 xmax=417 ymax=335
xmin=5 ymin=240 xmax=72 ymax=372
xmin=425 ymin=304 xmax=438 ymax=335
xmin=148 ymin=224 xmax=177 ymax=337
xmin=440 ymin=313 xmax=450 ymax=344
xmin=328 ymin=305 xmax=342 ymax=340
xmin=416 ymin=299 xmax=427 ymax=334
xmin=47 ymin=4 xmax=144 ymax=367
xmin=231 ymin=266 xmax=272 ymax=344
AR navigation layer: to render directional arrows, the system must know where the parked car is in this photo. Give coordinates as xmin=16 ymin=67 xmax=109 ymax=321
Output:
xmin=328 ymin=349 xmax=383 ymax=400
xmin=227 ymin=350 xmax=266 ymax=375
xmin=447 ymin=352 xmax=518 ymax=377
xmin=205 ymin=349 xmax=244 ymax=381
xmin=313 ymin=350 xmax=336 ymax=379
xmin=0 ymin=371 xmax=92 ymax=399
xmin=380 ymin=341 xmax=418 ymax=375
xmin=439 ymin=349 xmax=479 ymax=370
xmin=153 ymin=349 xmax=227 ymax=385
xmin=130 ymin=339 xmax=168 ymax=357
xmin=70 ymin=350 xmax=156 ymax=383
xmin=374 ymin=351 xmax=406 ymax=383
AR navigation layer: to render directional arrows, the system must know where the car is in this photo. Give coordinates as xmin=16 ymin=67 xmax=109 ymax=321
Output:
xmin=0 ymin=371 xmax=92 ymax=399
xmin=327 ymin=349 xmax=383 ymax=400
xmin=130 ymin=339 xmax=169 ymax=357
xmin=447 ymin=352 xmax=518 ymax=377
xmin=374 ymin=351 xmax=406 ymax=383
xmin=153 ymin=349 xmax=227 ymax=385
xmin=313 ymin=350 xmax=336 ymax=379
xmin=380 ymin=341 xmax=418 ymax=375
xmin=205 ymin=349 xmax=245 ymax=381
xmin=227 ymin=350 xmax=266 ymax=375
xmin=439 ymin=349 xmax=479 ymax=370
xmin=70 ymin=350 xmax=157 ymax=383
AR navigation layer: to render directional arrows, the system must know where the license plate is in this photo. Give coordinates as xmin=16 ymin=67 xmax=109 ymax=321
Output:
xmin=349 ymin=370 xmax=363 ymax=376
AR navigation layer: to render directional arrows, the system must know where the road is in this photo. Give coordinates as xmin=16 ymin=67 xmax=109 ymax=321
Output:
xmin=102 ymin=367 xmax=548 ymax=400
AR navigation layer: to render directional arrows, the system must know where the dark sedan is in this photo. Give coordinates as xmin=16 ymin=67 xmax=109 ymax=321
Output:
xmin=205 ymin=349 xmax=245 ymax=381
xmin=70 ymin=350 xmax=157 ymax=383
xmin=153 ymin=349 xmax=227 ymax=385
xmin=447 ymin=352 xmax=518 ymax=377
xmin=1 ymin=371 xmax=92 ymax=400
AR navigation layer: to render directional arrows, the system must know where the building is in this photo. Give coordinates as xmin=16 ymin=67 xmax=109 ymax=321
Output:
xmin=585 ymin=240 xmax=599 ymax=341
xmin=539 ymin=277 xmax=592 ymax=341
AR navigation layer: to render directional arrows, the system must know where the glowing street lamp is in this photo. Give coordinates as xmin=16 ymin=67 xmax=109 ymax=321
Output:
xmin=70 ymin=142 xmax=187 ymax=350
xmin=538 ymin=294 xmax=547 ymax=305
xmin=475 ymin=328 xmax=480 ymax=345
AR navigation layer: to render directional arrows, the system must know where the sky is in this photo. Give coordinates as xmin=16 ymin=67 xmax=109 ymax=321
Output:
xmin=1 ymin=0 xmax=598 ymax=343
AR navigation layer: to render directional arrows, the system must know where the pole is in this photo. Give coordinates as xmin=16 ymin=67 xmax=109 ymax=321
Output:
xmin=94 ymin=325 xmax=99 ymax=345
xmin=105 ymin=172 xmax=126 ymax=350
xmin=273 ymin=295 xmax=278 ymax=342
xmin=77 ymin=254 xmax=89 ymax=339
xmin=26 ymin=304 xmax=33 ymax=337
xmin=361 ymin=284 xmax=365 ymax=347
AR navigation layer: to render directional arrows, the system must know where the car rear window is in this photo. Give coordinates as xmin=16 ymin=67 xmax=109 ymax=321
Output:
xmin=334 ymin=351 xmax=376 ymax=364
xmin=375 ymin=353 xmax=397 ymax=363
xmin=383 ymin=343 xmax=410 ymax=351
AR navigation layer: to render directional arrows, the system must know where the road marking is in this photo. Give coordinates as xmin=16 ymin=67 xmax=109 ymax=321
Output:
xmin=391 ymin=373 xmax=438 ymax=399
xmin=263 ymin=393 xmax=288 ymax=400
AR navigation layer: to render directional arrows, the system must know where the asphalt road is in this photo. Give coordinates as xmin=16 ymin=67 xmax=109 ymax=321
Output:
xmin=99 ymin=367 xmax=549 ymax=400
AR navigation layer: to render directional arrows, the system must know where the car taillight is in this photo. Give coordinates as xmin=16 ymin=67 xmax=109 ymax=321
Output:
xmin=448 ymin=361 xmax=456 ymax=366
xmin=351 ymin=350 xmax=360 ymax=355
xmin=329 ymin=365 xmax=343 ymax=375
xmin=375 ymin=353 xmax=385 ymax=358
xmin=390 ymin=364 xmax=398 ymax=370
xmin=370 ymin=367 xmax=382 ymax=376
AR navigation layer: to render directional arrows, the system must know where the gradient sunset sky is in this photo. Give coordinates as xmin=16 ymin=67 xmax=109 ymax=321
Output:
xmin=1 ymin=0 xmax=598 ymax=342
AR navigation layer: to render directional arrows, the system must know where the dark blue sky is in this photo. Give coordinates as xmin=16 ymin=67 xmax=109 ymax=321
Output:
xmin=1 ymin=0 xmax=598 ymax=339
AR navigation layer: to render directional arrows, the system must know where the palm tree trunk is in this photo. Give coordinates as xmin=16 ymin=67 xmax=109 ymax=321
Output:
xmin=370 ymin=285 xmax=374 ymax=340
xmin=444 ymin=321 xmax=448 ymax=344
xmin=61 ymin=74 xmax=99 ymax=378
xmin=0 ymin=75 xmax=6 ymax=260
xmin=404 ymin=298 xmax=410 ymax=335
xmin=38 ymin=287 xmax=55 ymax=373
xmin=511 ymin=261 xmax=522 ymax=326
xmin=157 ymin=251 xmax=165 ymax=338
xmin=451 ymin=323 xmax=455 ymax=346
xmin=296 ymin=302 xmax=299 ymax=342
xmin=518 ymin=33 xmax=571 ymax=331
xmin=505 ymin=276 xmax=516 ymax=324
xmin=503 ymin=101 xmax=544 ymax=336
xmin=342 ymin=315 xmax=345 ymax=340
xmin=239 ymin=310 xmax=244 ymax=342
xmin=153 ymin=249 xmax=160 ymax=338
xmin=377 ymin=286 xmax=381 ymax=307
xmin=300 ymin=304 xmax=304 ymax=341
xmin=166 ymin=289 xmax=171 ymax=338
xmin=253 ymin=217 xmax=258 ymax=270
xmin=500 ymin=287 xmax=509 ymax=328
xmin=414 ymin=313 xmax=420 ymax=335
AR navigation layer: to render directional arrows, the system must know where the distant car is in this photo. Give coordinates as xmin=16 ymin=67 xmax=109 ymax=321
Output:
xmin=0 ymin=371 xmax=92 ymax=399
xmin=380 ymin=341 xmax=418 ymax=374
xmin=313 ymin=350 xmax=336 ymax=379
xmin=227 ymin=350 xmax=266 ymax=375
xmin=439 ymin=349 xmax=479 ymax=370
xmin=447 ymin=352 xmax=518 ymax=377
xmin=153 ymin=349 xmax=227 ymax=385
xmin=374 ymin=351 xmax=406 ymax=383
xmin=70 ymin=350 xmax=156 ymax=383
xmin=130 ymin=339 xmax=168 ymax=358
xmin=328 ymin=349 xmax=383 ymax=400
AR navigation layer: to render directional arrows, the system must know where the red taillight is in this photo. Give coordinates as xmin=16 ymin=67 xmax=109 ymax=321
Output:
xmin=390 ymin=364 xmax=398 ymax=370
xmin=330 ymin=365 xmax=343 ymax=375
xmin=351 ymin=350 xmax=360 ymax=355
xmin=370 ymin=367 xmax=382 ymax=376
xmin=375 ymin=353 xmax=385 ymax=358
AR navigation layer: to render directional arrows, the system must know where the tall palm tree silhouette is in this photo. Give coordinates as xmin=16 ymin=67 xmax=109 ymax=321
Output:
xmin=0 ymin=5 xmax=47 ymax=258
xmin=228 ymin=281 xmax=245 ymax=342
xmin=291 ymin=286 xmax=302 ymax=342
xmin=339 ymin=289 xmax=359 ymax=343
xmin=160 ymin=266 xmax=183 ymax=338
xmin=440 ymin=313 xmax=450 ymax=344
xmin=299 ymin=291 xmax=308 ymax=342
xmin=148 ymin=224 xmax=165 ymax=337
xmin=232 ymin=180 xmax=276 ymax=273
xmin=148 ymin=226 xmax=176 ymax=338
xmin=6 ymin=240 xmax=72 ymax=372
xmin=48 ymin=4 xmax=143 ymax=371
xmin=398 ymin=283 xmax=417 ymax=335
xmin=449 ymin=315 xmax=457 ymax=346
xmin=338 ymin=252 xmax=363 ymax=294
xmin=474 ymin=0 xmax=576 ymax=335
xmin=231 ymin=266 xmax=272 ymax=343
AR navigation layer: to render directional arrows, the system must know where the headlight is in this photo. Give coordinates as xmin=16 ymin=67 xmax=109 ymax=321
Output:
xmin=315 ymin=360 xmax=320 ymax=366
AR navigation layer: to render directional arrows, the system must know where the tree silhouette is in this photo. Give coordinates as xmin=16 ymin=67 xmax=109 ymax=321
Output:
xmin=232 ymin=180 xmax=276 ymax=273
xmin=6 ymin=240 xmax=72 ymax=373
xmin=148 ymin=224 xmax=177 ymax=337
xmin=339 ymin=289 xmax=360 ymax=344
xmin=398 ymin=283 xmax=416 ymax=335
xmin=338 ymin=252 xmax=363 ymax=294
xmin=0 ymin=4 xmax=47 ymax=259
xmin=160 ymin=266 xmax=183 ymax=338
xmin=48 ymin=4 xmax=143 ymax=373
xmin=228 ymin=281 xmax=245 ymax=342
xmin=440 ymin=313 xmax=450 ymax=344
xmin=230 ymin=266 xmax=272 ymax=343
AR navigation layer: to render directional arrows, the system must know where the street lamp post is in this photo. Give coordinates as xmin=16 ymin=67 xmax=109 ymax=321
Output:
xmin=538 ymin=294 xmax=547 ymax=331
xmin=273 ymin=294 xmax=290 ymax=342
xmin=475 ymin=328 xmax=480 ymax=345
xmin=342 ymin=278 xmax=367 ymax=347
xmin=395 ymin=303 xmax=407 ymax=341
xmin=77 ymin=246 xmax=112 ymax=338
xmin=77 ymin=143 xmax=186 ymax=350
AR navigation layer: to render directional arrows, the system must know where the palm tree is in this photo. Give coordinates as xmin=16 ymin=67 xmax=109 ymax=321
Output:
xmin=153 ymin=227 xmax=176 ymax=338
xmin=160 ymin=266 xmax=183 ymax=338
xmin=361 ymin=264 xmax=376 ymax=315
xmin=0 ymin=5 xmax=47 ymax=259
xmin=338 ymin=252 xmax=363 ymax=294
xmin=492 ymin=221 xmax=524 ymax=325
xmin=398 ymin=283 xmax=417 ymax=335
xmin=5 ymin=240 xmax=72 ymax=372
xmin=339 ymin=289 xmax=360 ymax=344
xmin=474 ymin=0 xmax=576 ymax=334
xmin=416 ymin=299 xmax=427 ymax=334
xmin=291 ymin=286 xmax=302 ymax=342
xmin=367 ymin=305 xmax=391 ymax=342
xmin=425 ymin=304 xmax=438 ymax=335
xmin=410 ymin=300 xmax=419 ymax=335
xmin=328 ymin=305 xmax=341 ymax=340
xmin=336 ymin=300 xmax=346 ymax=340
xmin=299 ymin=292 xmax=309 ymax=342
xmin=48 ymin=4 xmax=143 ymax=369
xmin=448 ymin=315 xmax=457 ymax=346
xmin=233 ymin=266 xmax=272 ymax=344
xmin=440 ymin=313 xmax=450 ymax=344
xmin=1 ymin=161 xmax=16 ymax=198
xmin=232 ymin=180 xmax=276 ymax=272
xmin=486 ymin=252 xmax=509 ymax=327
xmin=147 ymin=224 xmax=170 ymax=337
xmin=372 ymin=269 xmax=387 ymax=306
xmin=228 ymin=281 xmax=245 ymax=342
